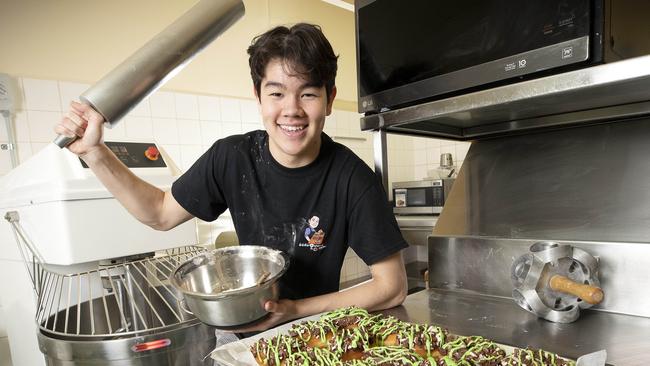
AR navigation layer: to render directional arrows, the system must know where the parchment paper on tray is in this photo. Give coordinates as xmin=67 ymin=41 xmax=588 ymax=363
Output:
xmin=211 ymin=314 xmax=321 ymax=366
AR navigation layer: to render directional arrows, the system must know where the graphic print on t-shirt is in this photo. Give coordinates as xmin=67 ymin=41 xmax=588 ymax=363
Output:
xmin=299 ymin=215 xmax=326 ymax=251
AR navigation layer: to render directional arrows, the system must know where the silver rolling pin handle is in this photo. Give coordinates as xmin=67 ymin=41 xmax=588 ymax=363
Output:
xmin=53 ymin=100 xmax=105 ymax=148
xmin=53 ymin=134 xmax=77 ymax=148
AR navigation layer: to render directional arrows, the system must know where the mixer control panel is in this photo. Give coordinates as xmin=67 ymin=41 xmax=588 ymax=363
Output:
xmin=80 ymin=142 xmax=167 ymax=168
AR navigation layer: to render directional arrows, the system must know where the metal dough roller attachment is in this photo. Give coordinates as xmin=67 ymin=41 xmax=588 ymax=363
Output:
xmin=53 ymin=0 xmax=245 ymax=148
xmin=511 ymin=241 xmax=603 ymax=323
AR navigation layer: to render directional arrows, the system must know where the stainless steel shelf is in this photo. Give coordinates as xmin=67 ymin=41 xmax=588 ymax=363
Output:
xmin=360 ymin=55 xmax=650 ymax=140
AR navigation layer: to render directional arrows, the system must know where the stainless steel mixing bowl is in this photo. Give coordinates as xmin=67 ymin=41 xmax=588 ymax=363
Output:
xmin=170 ymin=245 xmax=289 ymax=327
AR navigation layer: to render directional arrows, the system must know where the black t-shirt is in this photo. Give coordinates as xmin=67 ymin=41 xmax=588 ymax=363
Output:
xmin=172 ymin=131 xmax=407 ymax=300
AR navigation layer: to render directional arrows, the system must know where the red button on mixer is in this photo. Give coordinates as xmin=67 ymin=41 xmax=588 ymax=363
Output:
xmin=144 ymin=146 xmax=160 ymax=161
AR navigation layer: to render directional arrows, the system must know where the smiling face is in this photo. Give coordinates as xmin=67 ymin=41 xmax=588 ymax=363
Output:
xmin=256 ymin=58 xmax=336 ymax=168
xmin=309 ymin=216 xmax=320 ymax=228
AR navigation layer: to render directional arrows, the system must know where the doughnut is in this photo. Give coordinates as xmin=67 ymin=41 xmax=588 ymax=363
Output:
xmin=250 ymin=334 xmax=305 ymax=366
xmin=320 ymin=306 xmax=371 ymax=329
xmin=377 ymin=323 xmax=447 ymax=359
xmin=330 ymin=327 xmax=371 ymax=361
xmin=437 ymin=335 xmax=507 ymax=365
xmin=288 ymin=319 xmax=337 ymax=348
xmin=361 ymin=346 xmax=431 ymax=366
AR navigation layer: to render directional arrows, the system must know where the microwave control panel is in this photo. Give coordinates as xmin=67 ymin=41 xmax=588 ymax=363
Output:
xmin=431 ymin=186 xmax=445 ymax=206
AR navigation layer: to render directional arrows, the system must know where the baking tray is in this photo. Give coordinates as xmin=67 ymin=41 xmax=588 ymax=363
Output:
xmin=209 ymin=314 xmax=606 ymax=366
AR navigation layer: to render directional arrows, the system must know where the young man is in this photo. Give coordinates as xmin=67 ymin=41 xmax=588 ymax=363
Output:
xmin=55 ymin=23 xmax=408 ymax=332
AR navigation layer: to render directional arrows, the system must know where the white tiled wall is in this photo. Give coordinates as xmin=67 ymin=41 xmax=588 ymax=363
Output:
xmin=386 ymin=134 xmax=471 ymax=195
xmin=0 ymin=77 xmax=469 ymax=287
xmin=413 ymin=136 xmax=470 ymax=180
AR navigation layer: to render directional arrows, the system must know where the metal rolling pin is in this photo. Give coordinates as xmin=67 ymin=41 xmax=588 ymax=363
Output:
xmin=54 ymin=0 xmax=245 ymax=148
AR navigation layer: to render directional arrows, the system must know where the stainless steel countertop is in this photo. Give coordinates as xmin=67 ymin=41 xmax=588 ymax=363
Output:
xmin=382 ymin=289 xmax=650 ymax=366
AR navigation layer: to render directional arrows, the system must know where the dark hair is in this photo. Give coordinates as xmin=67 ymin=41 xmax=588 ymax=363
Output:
xmin=247 ymin=23 xmax=338 ymax=101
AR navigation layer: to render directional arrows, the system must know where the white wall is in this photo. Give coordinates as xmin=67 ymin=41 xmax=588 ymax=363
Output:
xmin=0 ymin=0 xmax=359 ymax=106
xmin=386 ymin=135 xmax=470 ymax=202
xmin=0 ymin=306 xmax=10 ymax=366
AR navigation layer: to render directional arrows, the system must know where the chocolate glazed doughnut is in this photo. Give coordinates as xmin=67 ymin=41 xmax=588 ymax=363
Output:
xmin=250 ymin=334 xmax=305 ymax=366
xmin=319 ymin=307 xmax=372 ymax=330
xmin=377 ymin=323 xmax=448 ymax=359
xmin=436 ymin=335 xmax=506 ymax=366
xmin=288 ymin=320 xmax=338 ymax=349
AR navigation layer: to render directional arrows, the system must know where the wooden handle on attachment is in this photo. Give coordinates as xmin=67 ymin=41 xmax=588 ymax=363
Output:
xmin=549 ymin=275 xmax=604 ymax=305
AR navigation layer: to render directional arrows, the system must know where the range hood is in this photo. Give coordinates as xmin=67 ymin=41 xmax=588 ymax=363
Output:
xmin=360 ymin=55 xmax=650 ymax=140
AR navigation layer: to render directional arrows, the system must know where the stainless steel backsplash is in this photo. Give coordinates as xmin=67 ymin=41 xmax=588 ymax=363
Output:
xmin=434 ymin=116 xmax=650 ymax=242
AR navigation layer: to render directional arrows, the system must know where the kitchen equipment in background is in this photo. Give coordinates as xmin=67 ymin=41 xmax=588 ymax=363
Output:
xmin=356 ymin=0 xmax=650 ymax=114
xmin=425 ymin=236 xmax=626 ymax=362
xmin=393 ymin=178 xmax=455 ymax=215
xmin=395 ymin=215 xmax=437 ymax=294
xmin=54 ymin=0 xmax=245 ymax=147
xmin=360 ymin=0 xmax=650 ymax=359
xmin=511 ymin=241 xmax=602 ymax=323
xmin=422 ymin=121 xmax=650 ymax=360
xmin=20 ymin=244 xmax=215 ymax=365
xmin=0 ymin=142 xmax=212 ymax=365
xmin=426 ymin=121 xmax=650 ymax=322
xmin=171 ymin=245 xmax=289 ymax=327
xmin=440 ymin=152 xmax=453 ymax=168
xmin=428 ymin=153 xmax=457 ymax=179
xmin=1 ymin=142 xmax=194 ymax=265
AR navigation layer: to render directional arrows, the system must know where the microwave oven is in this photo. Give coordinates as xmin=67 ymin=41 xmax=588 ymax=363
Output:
xmin=355 ymin=0 xmax=650 ymax=114
xmin=393 ymin=179 xmax=455 ymax=215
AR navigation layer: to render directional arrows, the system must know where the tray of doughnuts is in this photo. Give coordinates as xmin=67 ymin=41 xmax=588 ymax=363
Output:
xmin=211 ymin=306 xmax=578 ymax=365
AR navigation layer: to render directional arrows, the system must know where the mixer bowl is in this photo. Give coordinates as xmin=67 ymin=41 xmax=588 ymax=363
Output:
xmin=170 ymin=245 xmax=289 ymax=327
